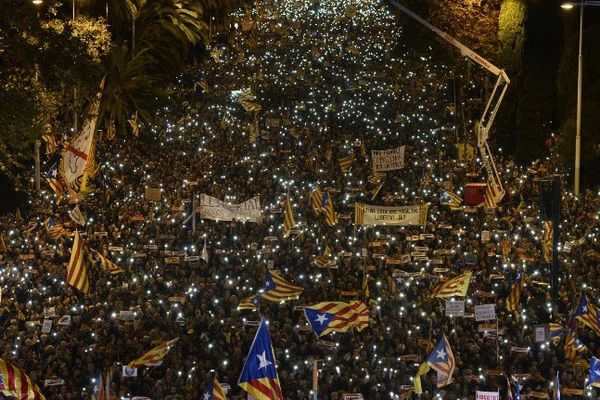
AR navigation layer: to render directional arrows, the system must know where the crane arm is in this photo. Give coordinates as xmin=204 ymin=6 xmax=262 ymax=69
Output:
xmin=389 ymin=0 xmax=509 ymax=204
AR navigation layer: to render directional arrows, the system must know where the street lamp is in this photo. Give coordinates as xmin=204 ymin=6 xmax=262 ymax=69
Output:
xmin=561 ymin=1 xmax=600 ymax=196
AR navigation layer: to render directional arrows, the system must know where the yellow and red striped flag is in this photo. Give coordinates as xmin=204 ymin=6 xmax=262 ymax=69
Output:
xmin=261 ymin=270 xmax=303 ymax=302
xmin=338 ymin=153 xmax=355 ymax=172
xmin=46 ymin=162 xmax=63 ymax=203
xmin=506 ymin=269 xmax=524 ymax=312
xmin=128 ymin=338 xmax=179 ymax=368
xmin=440 ymin=190 xmax=462 ymax=210
xmin=543 ymin=221 xmax=553 ymax=263
xmin=89 ymin=249 xmax=124 ymax=274
xmin=128 ymin=114 xmax=140 ymax=137
xmin=237 ymin=294 xmax=260 ymax=311
xmin=354 ymin=202 xmax=365 ymax=225
xmin=248 ymin=113 xmax=260 ymax=144
xmin=67 ymin=231 xmax=89 ymax=294
xmin=0 ymin=358 xmax=46 ymax=400
xmin=368 ymin=171 xmax=385 ymax=184
xmin=573 ymin=293 xmax=600 ymax=336
xmin=430 ymin=271 xmax=472 ymax=298
xmin=41 ymin=134 xmax=58 ymax=154
xmin=324 ymin=146 xmax=333 ymax=161
xmin=241 ymin=101 xmax=262 ymax=112
xmin=320 ymin=192 xmax=338 ymax=226
xmin=309 ymin=187 xmax=323 ymax=215
xmin=370 ymin=180 xmax=385 ymax=201
xmin=501 ymin=236 xmax=511 ymax=261
xmin=203 ymin=377 xmax=227 ymax=400
xmin=282 ymin=197 xmax=296 ymax=237
xmin=44 ymin=217 xmax=68 ymax=240
xmin=314 ymin=245 xmax=334 ymax=268
xmin=484 ymin=184 xmax=499 ymax=209
xmin=303 ymin=301 xmax=369 ymax=337
xmin=563 ymin=328 xmax=586 ymax=362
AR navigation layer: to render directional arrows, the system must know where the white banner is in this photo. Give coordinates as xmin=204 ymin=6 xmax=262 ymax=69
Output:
xmin=44 ymin=379 xmax=65 ymax=386
xmin=57 ymin=315 xmax=71 ymax=326
xmin=371 ymin=146 xmax=405 ymax=172
xmin=474 ymin=304 xmax=496 ymax=321
xmin=445 ymin=300 xmax=465 ymax=317
xmin=41 ymin=319 xmax=53 ymax=333
xmin=60 ymin=97 xmax=99 ymax=187
xmin=534 ymin=324 xmax=548 ymax=342
xmin=122 ymin=366 xmax=138 ymax=377
xmin=341 ymin=394 xmax=364 ymax=400
xmin=355 ymin=203 xmax=427 ymax=226
xmin=199 ymin=194 xmax=262 ymax=222
xmin=476 ymin=391 xmax=499 ymax=400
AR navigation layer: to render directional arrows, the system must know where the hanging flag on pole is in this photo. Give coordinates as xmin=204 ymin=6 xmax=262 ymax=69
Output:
xmin=282 ymin=197 xmax=296 ymax=237
xmin=543 ymin=221 xmax=553 ymax=263
xmin=0 ymin=358 xmax=46 ymax=400
xmin=506 ymin=268 xmax=524 ymax=311
xmin=589 ymin=356 xmax=600 ymax=388
xmin=261 ymin=271 xmax=303 ymax=302
xmin=182 ymin=193 xmax=197 ymax=232
xmin=303 ymin=301 xmax=369 ymax=337
xmin=127 ymin=338 xmax=179 ymax=368
xmin=69 ymin=204 xmax=86 ymax=226
xmin=66 ymin=231 xmax=89 ymax=294
xmin=573 ymin=293 xmax=600 ymax=336
xmin=60 ymin=82 xmax=103 ymax=202
xmin=320 ymin=192 xmax=338 ymax=226
xmin=238 ymin=293 xmax=260 ymax=311
xmin=202 ymin=376 xmax=227 ymax=400
xmin=46 ymin=161 xmax=63 ymax=203
xmin=414 ymin=334 xmax=456 ymax=394
xmin=41 ymin=134 xmax=58 ymax=154
xmin=552 ymin=371 xmax=561 ymax=400
xmin=201 ymin=237 xmax=209 ymax=263
xmin=430 ymin=271 xmax=472 ymax=298
xmin=89 ymin=249 xmax=124 ymax=275
xmin=309 ymin=187 xmax=323 ymax=215
xmin=238 ymin=319 xmax=283 ymax=400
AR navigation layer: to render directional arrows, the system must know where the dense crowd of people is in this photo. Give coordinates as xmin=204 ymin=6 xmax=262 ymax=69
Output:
xmin=1 ymin=0 xmax=599 ymax=399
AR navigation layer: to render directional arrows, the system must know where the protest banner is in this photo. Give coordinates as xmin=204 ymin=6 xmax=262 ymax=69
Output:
xmin=199 ymin=194 xmax=262 ymax=222
xmin=371 ymin=146 xmax=405 ymax=172
xmin=354 ymin=203 xmax=428 ymax=226
xmin=474 ymin=304 xmax=496 ymax=321
xmin=144 ymin=187 xmax=162 ymax=201
xmin=445 ymin=300 xmax=465 ymax=317
xmin=476 ymin=391 xmax=499 ymax=400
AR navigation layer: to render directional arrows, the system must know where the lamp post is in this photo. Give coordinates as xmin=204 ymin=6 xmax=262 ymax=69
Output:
xmin=561 ymin=1 xmax=600 ymax=196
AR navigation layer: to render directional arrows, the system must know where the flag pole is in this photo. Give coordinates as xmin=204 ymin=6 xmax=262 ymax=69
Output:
xmin=34 ymin=140 xmax=41 ymax=191
xmin=192 ymin=191 xmax=197 ymax=233
xmin=496 ymin=317 xmax=499 ymax=365
xmin=312 ymin=358 xmax=319 ymax=400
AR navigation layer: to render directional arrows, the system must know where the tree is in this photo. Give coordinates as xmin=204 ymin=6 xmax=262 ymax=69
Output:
xmin=493 ymin=0 xmax=527 ymax=154
xmin=0 ymin=0 xmax=110 ymax=189
xmin=98 ymin=0 xmax=209 ymax=133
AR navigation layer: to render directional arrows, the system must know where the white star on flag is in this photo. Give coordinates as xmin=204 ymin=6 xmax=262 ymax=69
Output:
xmin=203 ymin=392 xmax=211 ymax=400
xmin=257 ymin=351 xmax=272 ymax=370
xmin=315 ymin=313 xmax=328 ymax=325
xmin=436 ymin=348 xmax=447 ymax=360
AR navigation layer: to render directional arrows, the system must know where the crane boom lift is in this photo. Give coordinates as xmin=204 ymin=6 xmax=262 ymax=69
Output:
xmin=389 ymin=0 xmax=509 ymax=204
